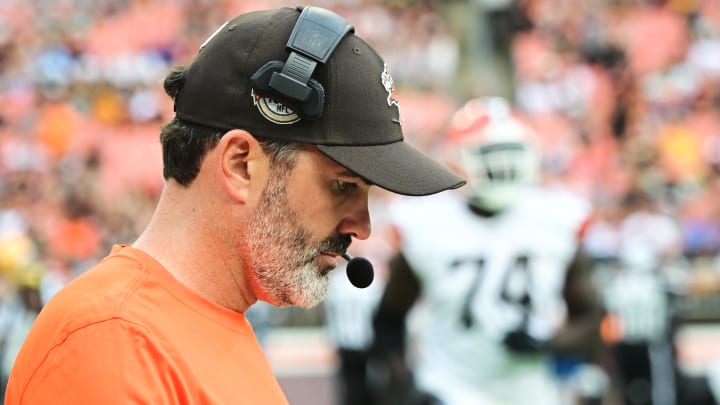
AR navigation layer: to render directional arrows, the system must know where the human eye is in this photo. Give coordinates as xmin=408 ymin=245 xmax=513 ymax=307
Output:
xmin=333 ymin=180 xmax=358 ymax=194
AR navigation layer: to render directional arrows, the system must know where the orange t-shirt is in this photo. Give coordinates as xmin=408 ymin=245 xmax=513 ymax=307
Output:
xmin=5 ymin=245 xmax=289 ymax=404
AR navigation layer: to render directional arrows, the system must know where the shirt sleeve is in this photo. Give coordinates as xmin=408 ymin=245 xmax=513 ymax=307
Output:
xmin=7 ymin=318 xmax=187 ymax=405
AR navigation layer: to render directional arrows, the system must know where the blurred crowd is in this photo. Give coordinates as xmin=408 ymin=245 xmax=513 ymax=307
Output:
xmin=1 ymin=0 xmax=720 ymax=403
xmin=0 ymin=0 xmax=464 ymax=294
xmin=508 ymin=0 xmax=720 ymax=268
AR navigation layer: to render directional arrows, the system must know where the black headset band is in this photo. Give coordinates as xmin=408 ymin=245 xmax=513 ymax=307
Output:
xmin=251 ymin=6 xmax=354 ymax=120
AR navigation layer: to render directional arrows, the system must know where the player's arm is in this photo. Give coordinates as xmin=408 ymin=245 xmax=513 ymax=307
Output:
xmin=368 ymin=250 xmax=423 ymax=403
xmin=548 ymin=246 xmax=604 ymax=357
xmin=372 ymin=251 xmax=421 ymax=356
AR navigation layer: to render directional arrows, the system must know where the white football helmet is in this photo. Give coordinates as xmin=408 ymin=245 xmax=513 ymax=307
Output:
xmin=447 ymin=97 xmax=540 ymax=213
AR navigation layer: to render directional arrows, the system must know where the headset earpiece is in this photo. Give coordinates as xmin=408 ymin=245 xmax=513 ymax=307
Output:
xmin=250 ymin=61 xmax=325 ymax=119
xmin=249 ymin=6 xmax=354 ymax=120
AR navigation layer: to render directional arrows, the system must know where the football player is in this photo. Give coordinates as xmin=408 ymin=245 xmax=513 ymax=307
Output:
xmin=371 ymin=97 xmax=605 ymax=405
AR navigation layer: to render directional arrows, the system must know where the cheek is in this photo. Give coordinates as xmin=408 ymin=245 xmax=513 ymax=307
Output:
xmin=300 ymin=202 xmax=336 ymax=242
xmin=287 ymin=180 xmax=338 ymax=236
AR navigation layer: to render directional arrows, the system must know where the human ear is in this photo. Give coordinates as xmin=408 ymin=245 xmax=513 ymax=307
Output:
xmin=218 ymin=129 xmax=265 ymax=203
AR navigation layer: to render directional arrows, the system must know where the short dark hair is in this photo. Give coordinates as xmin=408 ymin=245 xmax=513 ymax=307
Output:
xmin=161 ymin=66 xmax=300 ymax=186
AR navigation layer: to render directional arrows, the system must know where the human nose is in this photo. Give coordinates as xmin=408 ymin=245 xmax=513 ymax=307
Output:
xmin=337 ymin=197 xmax=371 ymax=241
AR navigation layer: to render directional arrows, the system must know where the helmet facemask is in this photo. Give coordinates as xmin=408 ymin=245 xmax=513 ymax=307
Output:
xmin=448 ymin=97 xmax=541 ymax=214
xmin=461 ymin=140 xmax=537 ymax=213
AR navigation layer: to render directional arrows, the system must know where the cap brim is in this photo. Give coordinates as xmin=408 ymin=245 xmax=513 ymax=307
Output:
xmin=316 ymin=141 xmax=466 ymax=196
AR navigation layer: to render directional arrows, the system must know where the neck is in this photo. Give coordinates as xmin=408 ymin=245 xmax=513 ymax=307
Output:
xmin=133 ymin=183 xmax=255 ymax=312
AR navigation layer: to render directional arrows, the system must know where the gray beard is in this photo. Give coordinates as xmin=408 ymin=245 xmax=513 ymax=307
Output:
xmin=243 ymin=174 xmax=331 ymax=308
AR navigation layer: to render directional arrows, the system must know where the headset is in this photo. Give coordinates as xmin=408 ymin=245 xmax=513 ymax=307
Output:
xmin=250 ymin=7 xmax=354 ymax=120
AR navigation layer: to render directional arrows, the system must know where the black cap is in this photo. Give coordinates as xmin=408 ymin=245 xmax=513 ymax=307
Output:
xmin=174 ymin=6 xmax=465 ymax=196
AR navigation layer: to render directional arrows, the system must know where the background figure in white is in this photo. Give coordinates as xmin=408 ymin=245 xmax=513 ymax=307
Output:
xmin=324 ymin=190 xmax=397 ymax=405
xmin=371 ymin=98 xmax=605 ymax=405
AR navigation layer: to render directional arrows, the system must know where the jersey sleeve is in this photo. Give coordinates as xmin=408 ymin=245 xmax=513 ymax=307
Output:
xmin=7 ymin=318 xmax=186 ymax=405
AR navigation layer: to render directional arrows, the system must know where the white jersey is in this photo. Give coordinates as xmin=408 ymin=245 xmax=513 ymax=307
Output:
xmin=325 ymin=265 xmax=385 ymax=350
xmin=390 ymin=187 xmax=590 ymax=405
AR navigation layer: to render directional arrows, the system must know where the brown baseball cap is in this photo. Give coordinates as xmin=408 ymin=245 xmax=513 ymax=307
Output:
xmin=173 ymin=6 xmax=465 ymax=196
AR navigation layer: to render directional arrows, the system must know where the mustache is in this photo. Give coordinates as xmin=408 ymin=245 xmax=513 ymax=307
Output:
xmin=316 ymin=234 xmax=352 ymax=257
